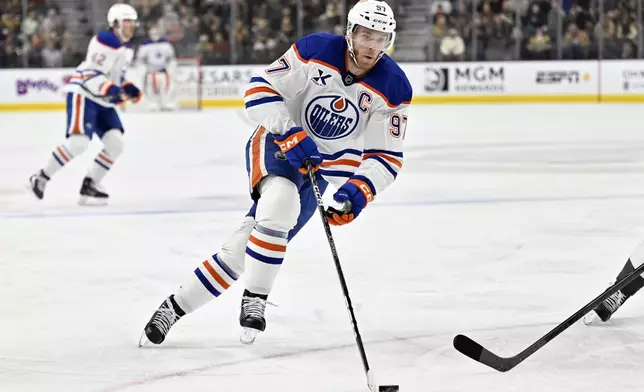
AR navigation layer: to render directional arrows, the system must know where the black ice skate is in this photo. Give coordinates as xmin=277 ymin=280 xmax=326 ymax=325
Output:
xmin=139 ymin=295 xmax=185 ymax=346
xmin=239 ymin=289 xmax=267 ymax=345
xmin=28 ymin=170 xmax=49 ymax=200
xmin=583 ymin=289 xmax=629 ymax=325
xmin=78 ymin=177 xmax=108 ymax=206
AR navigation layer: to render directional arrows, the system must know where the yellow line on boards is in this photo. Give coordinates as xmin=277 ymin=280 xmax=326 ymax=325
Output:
xmin=1 ymin=95 xmax=644 ymax=111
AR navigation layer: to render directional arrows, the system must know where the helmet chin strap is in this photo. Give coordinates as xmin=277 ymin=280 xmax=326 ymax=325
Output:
xmin=348 ymin=47 xmax=361 ymax=69
xmin=113 ymin=22 xmax=131 ymax=43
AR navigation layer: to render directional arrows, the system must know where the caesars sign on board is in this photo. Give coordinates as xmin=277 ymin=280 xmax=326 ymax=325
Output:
xmin=621 ymin=69 xmax=644 ymax=92
xmin=173 ymin=66 xmax=262 ymax=99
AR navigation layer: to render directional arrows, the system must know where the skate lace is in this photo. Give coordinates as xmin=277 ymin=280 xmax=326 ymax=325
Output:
xmin=242 ymin=297 xmax=266 ymax=319
xmin=151 ymin=304 xmax=179 ymax=336
xmin=603 ymin=290 xmax=627 ymax=313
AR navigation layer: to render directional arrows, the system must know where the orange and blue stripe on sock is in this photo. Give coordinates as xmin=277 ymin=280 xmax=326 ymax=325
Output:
xmin=93 ymin=150 xmax=114 ymax=171
xmin=52 ymin=145 xmax=74 ymax=167
xmin=194 ymin=253 xmax=239 ymax=297
xmin=245 ymin=224 xmax=288 ymax=265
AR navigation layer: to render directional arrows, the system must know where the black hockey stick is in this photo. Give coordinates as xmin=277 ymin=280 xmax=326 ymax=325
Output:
xmin=453 ymin=261 xmax=644 ymax=372
xmin=305 ymin=160 xmax=398 ymax=392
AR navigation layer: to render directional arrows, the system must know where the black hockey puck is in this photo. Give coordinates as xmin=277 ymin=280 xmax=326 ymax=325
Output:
xmin=379 ymin=385 xmax=399 ymax=392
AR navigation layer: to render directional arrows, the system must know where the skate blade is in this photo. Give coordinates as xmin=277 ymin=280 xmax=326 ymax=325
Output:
xmin=78 ymin=196 xmax=108 ymax=206
xmin=138 ymin=330 xmax=150 ymax=347
xmin=240 ymin=327 xmax=259 ymax=345
xmin=583 ymin=311 xmax=601 ymax=326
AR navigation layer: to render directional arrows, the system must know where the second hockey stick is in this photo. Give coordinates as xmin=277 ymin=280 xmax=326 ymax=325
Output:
xmin=453 ymin=261 xmax=644 ymax=372
xmin=305 ymin=160 xmax=398 ymax=392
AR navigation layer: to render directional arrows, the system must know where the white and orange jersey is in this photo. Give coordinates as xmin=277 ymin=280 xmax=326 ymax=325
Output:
xmin=136 ymin=38 xmax=176 ymax=73
xmin=64 ymin=30 xmax=132 ymax=107
xmin=243 ymin=33 xmax=412 ymax=195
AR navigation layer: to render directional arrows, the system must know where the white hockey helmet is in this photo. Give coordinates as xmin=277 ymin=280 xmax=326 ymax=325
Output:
xmin=346 ymin=0 xmax=396 ymax=62
xmin=107 ymin=3 xmax=138 ymax=40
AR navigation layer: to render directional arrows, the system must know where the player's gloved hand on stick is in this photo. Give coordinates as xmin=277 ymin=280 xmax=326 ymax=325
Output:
xmin=104 ymin=84 xmax=125 ymax=104
xmin=326 ymin=176 xmax=374 ymax=226
xmin=273 ymin=127 xmax=322 ymax=174
xmin=122 ymin=82 xmax=142 ymax=104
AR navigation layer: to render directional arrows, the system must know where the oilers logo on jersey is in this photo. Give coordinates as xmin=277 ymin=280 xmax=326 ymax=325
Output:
xmin=305 ymin=95 xmax=359 ymax=140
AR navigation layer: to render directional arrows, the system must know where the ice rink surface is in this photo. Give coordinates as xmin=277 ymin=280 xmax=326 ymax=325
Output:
xmin=1 ymin=104 xmax=643 ymax=392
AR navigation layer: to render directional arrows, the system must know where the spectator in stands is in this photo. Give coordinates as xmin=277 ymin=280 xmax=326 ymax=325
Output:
xmin=178 ymin=15 xmax=199 ymax=57
xmin=485 ymin=14 xmax=515 ymax=60
xmin=195 ymin=33 xmax=213 ymax=62
xmin=40 ymin=8 xmax=65 ymax=41
xmin=2 ymin=31 xmax=19 ymax=67
xmin=234 ymin=19 xmax=250 ymax=58
xmin=565 ymin=4 xmax=593 ymax=32
xmin=471 ymin=7 xmax=492 ymax=60
xmin=209 ymin=16 xmax=225 ymax=42
xmin=432 ymin=13 xmax=448 ymax=41
xmin=439 ymin=28 xmax=465 ymax=61
xmin=523 ymin=1 xmax=549 ymax=36
xmin=316 ymin=1 xmax=342 ymax=33
xmin=615 ymin=13 xmax=637 ymax=41
xmin=431 ymin=0 xmax=452 ymax=18
xmin=211 ymin=31 xmax=230 ymax=63
xmin=21 ymin=11 xmax=39 ymax=40
xmin=60 ymin=31 xmax=81 ymax=67
xmin=499 ymin=0 xmax=516 ymax=27
xmin=621 ymin=40 xmax=637 ymax=59
xmin=277 ymin=11 xmax=295 ymax=53
xmin=526 ymin=26 xmax=551 ymax=59
xmin=594 ymin=14 xmax=619 ymax=59
xmin=41 ymin=38 xmax=62 ymax=67
xmin=303 ymin=0 xmax=327 ymax=35
xmin=432 ymin=1 xmax=452 ymax=27
xmin=546 ymin=0 xmax=565 ymax=34
xmin=450 ymin=0 xmax=471 ymax=45
xmin=562 ymin=22 xmax=589 ymax=59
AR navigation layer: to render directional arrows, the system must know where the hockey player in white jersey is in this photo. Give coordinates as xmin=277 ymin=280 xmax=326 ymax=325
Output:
xmin=136 ymin=27 xmax=178 ymax=111
xmin=141 ymin=0 xmax=412 ymax=345
xmin=583 ymin=241 xmax=644 ymax=324
xmin=28 ymin=3 xmax=142 ymax=205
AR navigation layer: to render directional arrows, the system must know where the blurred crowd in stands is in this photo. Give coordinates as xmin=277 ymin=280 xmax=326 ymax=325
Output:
xmin=0 ymin=0 xmax=82 ymax=68
xmin=430 ymin=0 xmax=641 ymax=61
xmin=1 ymin=0 xmax=642 ymax=68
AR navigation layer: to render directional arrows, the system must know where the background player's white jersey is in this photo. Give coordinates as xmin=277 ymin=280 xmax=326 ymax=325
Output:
xmin=244 ymin=33 xmax=412 ymax=195
xmin=136 ymin=39 xmax=176 ymax=72
xmin=64 ymin=30 xmax=131 ymax=107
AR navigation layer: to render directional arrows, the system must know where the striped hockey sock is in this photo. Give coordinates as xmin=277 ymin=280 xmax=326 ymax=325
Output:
xmin=174 ymin=253 xmax=239 ymax=313
xmin=43 ymin=144 xmax=75 ymax=177
xmin=244 ymin=224 xmax=287 ymax=295
xmin=87 ymin=149 xmax=115 ymax=184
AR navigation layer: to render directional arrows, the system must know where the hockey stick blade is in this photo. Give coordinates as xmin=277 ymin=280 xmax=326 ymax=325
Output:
xmin=453 ymin=261 xmax=644 ymax=372
xmin=453 ymin=334 xmax=516 ymax=372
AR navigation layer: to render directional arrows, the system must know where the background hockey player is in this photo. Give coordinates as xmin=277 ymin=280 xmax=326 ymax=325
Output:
xmin=140 ymin=0 xmax=412 ymax=346
xmin=135 ymin=27 xmax=178 ymax=111
xmin=584 ymin=241 xmax=644 ymax=324
xmin=28 ymin=3 xmax=142 ymax=205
